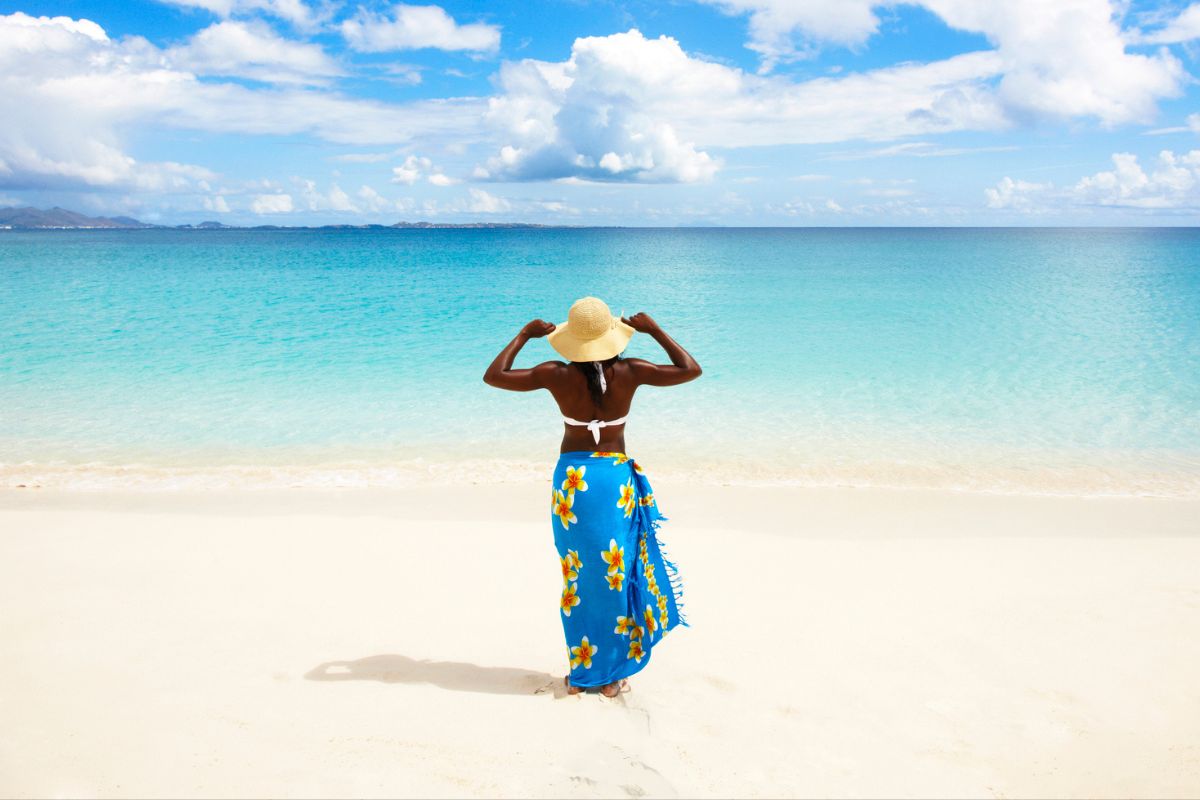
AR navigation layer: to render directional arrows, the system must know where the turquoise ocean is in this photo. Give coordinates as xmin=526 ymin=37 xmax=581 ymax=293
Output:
xmin=2 ymin=227 xmax=1198 ymax=495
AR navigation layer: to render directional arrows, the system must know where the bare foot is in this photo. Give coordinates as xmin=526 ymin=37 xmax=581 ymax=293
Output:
xmin=599 ymin=679 xmax=628 ymax=698
xmin=564 ymin=676 xmax=583 ymax=695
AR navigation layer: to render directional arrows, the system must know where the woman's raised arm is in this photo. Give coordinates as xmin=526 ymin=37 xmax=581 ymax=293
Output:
xmin=621 ymin=312 xmax=702 ymax=387
xmin=482 ymin=319 xmax=561 ymax=392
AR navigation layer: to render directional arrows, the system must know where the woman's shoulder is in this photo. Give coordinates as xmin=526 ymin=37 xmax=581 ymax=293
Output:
xmin=531 ymin=360 xmax=571 ymax=383
xmin=534 ymin=359 xmax=571 ymax=373
xmin=618 ymin=357 xmax=653 ymax=374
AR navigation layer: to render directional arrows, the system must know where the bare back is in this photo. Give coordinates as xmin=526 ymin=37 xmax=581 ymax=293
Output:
xmin=482 ymin=312 xmax=703 ymax=454
xmin=543 ymin=359 xmax=639 ymax=453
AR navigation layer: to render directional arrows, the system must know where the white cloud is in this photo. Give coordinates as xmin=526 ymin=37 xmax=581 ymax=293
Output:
xmin=390 ymin=155 xmax=430 ymax=184
xmin=156 ymin=0 xmax=326 ymax=31
xmin=326 ymin=183 xmax=356 ymax=211
xmin=296 ymin=179 xmax=359 ymax=211
xmin=165 ymin=20 xmax=344 ymax=85
xmin=0 ymin=12 xmax=484 ymax=195
xmin=341 ymin=4 xmax=500 ymax=53
xmin=766 ymin=195 xmax=942 ymax=219
xmin=203 ymin=194 xmax=231 ymax=212
xmin=823 ymin=141 xmax=1020 ymax=160
xmin=538 ymin=200 xmax=578 ymax=214
xmin=696 ymin=0 xmax=1184 ymax=126
xmin=0 ymin=9 xmax=223 ymax=194
xmin=356 ymin=184 xmax=393 ymax=212
xmin=925 ymin=0 xmax=1183 ymax=126
xmin=332 ymin=151 xmax=394 ymax=163
xmin=368 ymin=62 xmax=424 ymax=86
xmin=770 ymin=197 xmax=857 ymax=216
xmin=479 ymin=29 xmax=1007 ymax=182
xmin=701 ymin=0 xmax=880 ymax=70
xmin=467 ymin=187 xmax=510 ymax=213
xmin=1 ymin=10 xmax=108 ymax=41
xmin=986 ymin=150 xmax=1200 ymax=210
xmin=474 ymin=6 xmax=1185 ymax=186
xmin=383 ymin=187 xmax=524 ymax=216
xmin=251 ymin=192 xmax=294 ymax=213
xmin=390 ymin=154 xmax=456 ymax=185
xmin=1145 ymin=113 xmax=1200 ymax=136
xmin=478 ymin=30 xmax=729 ymax=182
xmin=1073 ymin=150 xmax=1200 ymax=207
xmin=1130 ymin=3 xmax=1200 ymax=44
xmin=984 ymin=176 xmax=1050 ymax=209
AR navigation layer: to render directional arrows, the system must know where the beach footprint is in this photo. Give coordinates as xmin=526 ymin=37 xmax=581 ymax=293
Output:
xmin=548 ymin=743 xmax=678 ymax=799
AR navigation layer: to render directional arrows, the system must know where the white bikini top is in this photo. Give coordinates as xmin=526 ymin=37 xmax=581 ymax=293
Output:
xmin=563 ymin=415 xmax=627 ymax=443
xmin=564 ymin=362 xmax=626 ymax=443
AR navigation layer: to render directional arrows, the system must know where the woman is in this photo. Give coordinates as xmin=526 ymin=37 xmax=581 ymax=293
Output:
xmin=483 ymin=296 xmax=702 ymax=697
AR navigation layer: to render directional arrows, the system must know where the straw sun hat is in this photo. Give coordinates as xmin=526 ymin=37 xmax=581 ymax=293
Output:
xmin=547 ymin=296 xmax=636 ymax=362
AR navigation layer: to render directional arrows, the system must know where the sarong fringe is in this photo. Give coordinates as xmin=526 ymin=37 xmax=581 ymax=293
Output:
xmin=647 ymin=512 xmax=689 ymax=628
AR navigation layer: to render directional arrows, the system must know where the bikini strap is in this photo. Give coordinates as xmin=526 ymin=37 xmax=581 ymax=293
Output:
xmin=563 ymin=415 xmax=628 ymax=444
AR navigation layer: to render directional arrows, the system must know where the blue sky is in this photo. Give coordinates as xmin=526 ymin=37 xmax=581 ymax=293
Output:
xmin=1 ymin=0 xmax=1199 ymax=225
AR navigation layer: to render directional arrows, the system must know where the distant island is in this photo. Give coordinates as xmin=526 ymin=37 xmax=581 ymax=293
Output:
xmin=0 ymin=206 xmax=156 ymax=230
xmin=0 ymin=206 xmax=570 ymax=231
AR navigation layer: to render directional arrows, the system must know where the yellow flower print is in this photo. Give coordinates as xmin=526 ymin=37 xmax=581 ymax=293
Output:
xmin=552 ymin=489 xmax=577 ymax=530
xmin=630 ymin=624 xmax=644 ymax=640
xmin=638 ymin=493 xmax=655 ymax=507
xmin=616 ymin=480 xmax=636 ymax=518
xmin=570 ymin=635 xmax=598 ymax=669
xmin=657 ymin=593 xmax=669 ymax=612
xmin=600 ymin=538 xmax=625 ymax=575
xmin=560 ymin=554 xmax=578 ymax=584
xmin=614 ymin=615 xmax=637 ymax=636
xmin=660 ymin=606 xmax=669 ymax=630
xmin=606 ymin=572 xmax=625 ymax=591
xmin=560 ymin=583 xmax=581 ymax=616
xmin=644 ymin=562 xmax=655 ymax=582
xmin=631 ymin=459 xmax=645 ymax=474
xmin=567 ymin=549 xmax=582 ymax=570
xmin=627 ymin=639 xmax=645 ymax=663
xmin=643 ymin=605 xmax=658 ymax=638
xmin=561 ymin=465 xmax=588 ymax=494
xmin=590 ymin=452 xmax=631 ymax=466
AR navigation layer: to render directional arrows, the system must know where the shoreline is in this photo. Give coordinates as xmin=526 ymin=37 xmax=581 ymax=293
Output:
xmin=4 ymin=464 xmax=1198 ymax=499
xmin=3 ymin=481 xmax=1198 ymax=536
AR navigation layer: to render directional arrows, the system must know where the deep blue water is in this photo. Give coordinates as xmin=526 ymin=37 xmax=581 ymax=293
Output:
xmin=1 ymin=228 xmax=1198 ymax=493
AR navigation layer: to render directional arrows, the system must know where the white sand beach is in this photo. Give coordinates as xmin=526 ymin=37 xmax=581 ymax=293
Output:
xmin=2 ymin=482 xmax=1199 ymax=799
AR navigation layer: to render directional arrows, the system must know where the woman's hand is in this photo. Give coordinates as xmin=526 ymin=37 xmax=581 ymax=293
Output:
xmin=521 ymin=319 xmax=556 ymax=338
xmin=621 ymin=312 xmax=659 ymax=334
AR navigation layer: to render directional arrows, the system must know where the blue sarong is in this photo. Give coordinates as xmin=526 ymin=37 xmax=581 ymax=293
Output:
xmin=551 ymin=450 xmax=687 ymax=687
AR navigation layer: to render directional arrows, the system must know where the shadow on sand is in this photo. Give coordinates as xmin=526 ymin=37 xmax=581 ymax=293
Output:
xmin=304 ymin=654 xmax=567 ymax=698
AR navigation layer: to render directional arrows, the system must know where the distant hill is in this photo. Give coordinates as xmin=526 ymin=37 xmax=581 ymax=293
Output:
xmin=0 ymin=205 xmax=581 ymax=230
xmin=0 ymin=206 xmax=155 ymax=229
xmin=391 ymin=221 xmax=553 ymax=229
xmin=175 ymin=221 xmax=232 ymax=229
